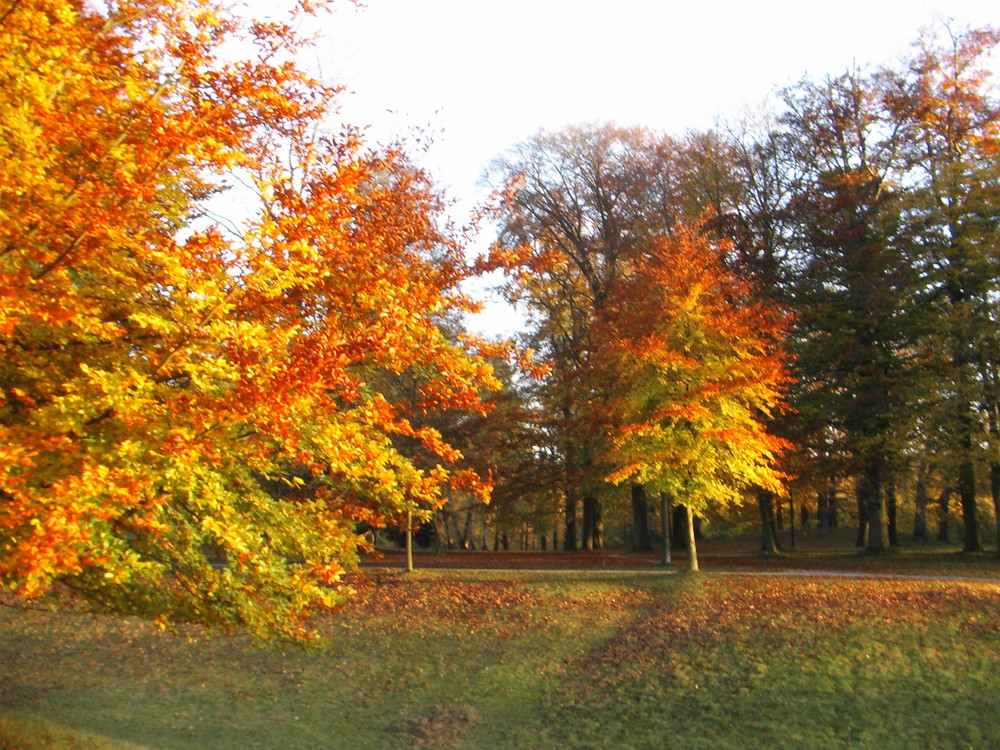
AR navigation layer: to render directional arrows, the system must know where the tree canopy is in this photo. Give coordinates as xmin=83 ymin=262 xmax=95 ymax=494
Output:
xmin=0 ymin=0 xmax=497 ymax=643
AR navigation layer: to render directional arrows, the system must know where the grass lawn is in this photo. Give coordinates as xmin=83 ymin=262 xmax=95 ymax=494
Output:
xmin=2 ymin=552 xmax=1000 ymax=749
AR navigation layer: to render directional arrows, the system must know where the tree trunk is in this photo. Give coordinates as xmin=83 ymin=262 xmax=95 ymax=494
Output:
xmin=818 ymin=490 xmax=830 ymax=532
xmin=671 ymin=505 xmax=687 ymax=549
xmin=463 ymin=507 xmax=475 ymax=550
xmin=855 ymin=475 xmax=870 ymax=548
xmin=660 ymin=491 xmax=672 ymax=565
xmin=913 ymin=476 xmax=929 ymax=542
xmin=564 ymin=492 xmax=578 ymax=551
xmin=630 ymin=484 xmax=651 ymax=551
xmin=788 ymin=491 xmax=796 ymax=550
xmin=937 ymin=487 xmax=951 ymax=542
xmin=582 ymin=495 xmax=602 ymax=550
xmin=859 ymin=461 xmax=890 ymax=554
xmin=992 ymin=463 xmax=1000 ymax=558
xmin=886 ymin=478 xmax=899 ymax=547
xmin=405 ymin=512 xmax=414 ymax=573
xmin=757 ymin=488 xmax=781 ymax=555
xmin=590 ymin=496 xmax=603 ymax=550
xmin=958 ymin=457 xmax=983 ymax=552
xmin=684 ymin=504 xmax=699 ymax=572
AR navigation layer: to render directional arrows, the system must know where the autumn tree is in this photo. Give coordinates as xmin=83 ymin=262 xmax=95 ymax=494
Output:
xmin=690 ymin=120 xmax=806 ymax=553
xmin=487 ymin=123 xmax=732 ymax=550
xmin=600 ymin=223 xmax=791 ymax=571
xmin=0 ymin=0 xmax=496 ymax=642
xmin=887 ymin=24 xmax=1000 ymax=552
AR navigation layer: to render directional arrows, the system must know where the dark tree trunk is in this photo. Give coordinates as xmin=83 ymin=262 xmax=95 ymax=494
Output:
xmin=958 ymin=458 xmax=983 ymax=552
xmin=855 ymin=476 xmax=870 ymax=548
xmin=937 ymin=487 xmax=952 ymax=542
xmin=788 ymin=492 xmax=796 ymax=549
xmin=992 ymin=463 xmax=1000 ymax=557
xmin=591 ymin=496 xmax=603 ymax=549
xmin=581 ymin=495 xmax=603 ymax=550
xmin=631 ymin=483 xmax=651 ymax=551
xmin=563 ymin=492 xmax=578 ymax=551
xmin=859 ymin=461 xmax=890 ymax=554
xmin=757 ymin=488 xmax=781 ymax=555
xmin=886 ymin=479 xmax=899 ymax=547
xmin=913 ymin=476 xmax=929 ymax=543
xmin=818 ymin=490 xmax=831 ymax=532
xmin=581 ymin=495 xmax=594 ymax=551
xmin=405 ymin=512 xmax=414 ymax=573
xmin=463 ymin=507 xmax=475 ymax=550
xmin=671 ymin=505 xmax=687 ymax=549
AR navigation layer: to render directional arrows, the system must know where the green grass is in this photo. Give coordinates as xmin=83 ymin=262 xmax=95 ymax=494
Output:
xmin=3 ymin=566 xmax=1000 ymax=749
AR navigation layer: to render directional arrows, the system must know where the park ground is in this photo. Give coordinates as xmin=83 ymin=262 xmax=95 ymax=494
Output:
xmin=3 ymin=528 xmax=1000 ymax=750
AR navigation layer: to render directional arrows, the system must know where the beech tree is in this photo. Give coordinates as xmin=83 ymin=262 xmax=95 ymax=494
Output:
xmin=0 ymin=0 xmax=496 ymax=642
xmin=888 ymin=25 xmax=1000 ymax=552
xmin=487 ymin=124 xmax=734 ymax=550
xmin=600 ymin=223 xmax=791 ymax=570
xmin=774 ymin=67 xmax=924 ymax=554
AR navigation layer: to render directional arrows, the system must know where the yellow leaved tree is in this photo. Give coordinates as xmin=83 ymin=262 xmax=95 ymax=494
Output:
xmin=0 ymin=0 xmax=496 ymax=642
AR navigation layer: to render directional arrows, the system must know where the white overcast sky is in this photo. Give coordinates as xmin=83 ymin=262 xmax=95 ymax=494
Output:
xmin=276 ymin=0 xmax=996 ymax=334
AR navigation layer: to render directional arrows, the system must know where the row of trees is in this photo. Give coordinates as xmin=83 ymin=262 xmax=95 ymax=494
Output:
xmin=3 ymin=0 xmax=997 ymax=642
xmin=476 ymin=23 xmax=1000 ymax=559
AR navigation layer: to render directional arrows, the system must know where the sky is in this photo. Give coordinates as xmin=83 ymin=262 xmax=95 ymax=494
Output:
xmin=284 ymin=0 xmax=997 ymax=334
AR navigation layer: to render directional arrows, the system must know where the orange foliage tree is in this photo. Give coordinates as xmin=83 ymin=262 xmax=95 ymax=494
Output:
xmin=598 ymin=223 xmax=791 ymax=568
xmin=0 ymin=0 xmax=496 ymax=642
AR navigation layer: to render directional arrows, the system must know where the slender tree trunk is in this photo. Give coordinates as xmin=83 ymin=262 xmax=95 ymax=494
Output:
xmin=631 ymin=484 xmax=651 ymax=551
xmin=591 ymin=496 xmax=603 ymax=550
xmin=757 ymin=488 xmax=781 ymax=555
xmin=581 ymin=495 xmax=595 ymax=551
xmin=886 ymin=479 xmax=899 ymax=547
xmin=447 ymin=491 xmax=463 ymax=550
xmin=433 ymin=511 xmax=444 ymax=553
xmin=660 ymin=492 xmax=672 ymax=565
xmin=937 ymin=487 xmax=951 ymax=542
xmin=405 ymin=511 xmax=414 ymax=572
xmin=684 ymin=504 xmax=699 ymax=572
xmin=855 ymin=475 xmax=870 ymax=548
xmin=788 ymin=491 xmax=796 ymax=550
xmin=992 ymin=463 xmax=1000 ymax=558
xmin=818 ymin=491 xmax=830 ymax=533
xmin=463 ymin=507 xmax=475 ymax=550
xmin=913 ymin=476 xmax=929 ymax=542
